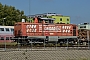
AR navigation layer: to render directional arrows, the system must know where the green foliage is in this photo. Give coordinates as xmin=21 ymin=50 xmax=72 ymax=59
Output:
xmin=0 ymin=3 xmax=27 ymax=26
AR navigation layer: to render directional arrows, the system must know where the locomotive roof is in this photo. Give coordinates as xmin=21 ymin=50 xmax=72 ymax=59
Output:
xmin=40 ymin=18 xmax=55 ymax=20
xmin=15 ymin=22 xmax=77 ymax=26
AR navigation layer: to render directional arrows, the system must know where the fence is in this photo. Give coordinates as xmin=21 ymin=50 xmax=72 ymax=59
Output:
xmin=0 ymin=38 xmax=90 ymax=51
xmin=0 ymin=41 xmax=90 ymax=60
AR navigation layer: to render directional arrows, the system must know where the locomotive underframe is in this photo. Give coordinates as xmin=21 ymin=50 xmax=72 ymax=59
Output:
xmin=12 ymin=36 xmax=79 ymax=46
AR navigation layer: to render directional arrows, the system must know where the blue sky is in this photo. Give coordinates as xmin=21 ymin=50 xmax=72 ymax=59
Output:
xmin=0 ymin=0 xmax=90 ymax=24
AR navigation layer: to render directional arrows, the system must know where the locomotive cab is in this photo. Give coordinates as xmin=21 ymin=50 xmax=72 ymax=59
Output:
xmin=40 ymin=18 xmax=55 ymax=24
xmin=34 ymin=17 xmax=55 ymax=24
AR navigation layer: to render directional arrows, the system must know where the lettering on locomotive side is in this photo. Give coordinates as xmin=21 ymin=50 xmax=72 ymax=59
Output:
xmin=39 ymin=25 xmax=61 ymax=32
xmin=62 ymin=26 xmax=71 ymax=29
xmin=26 ymin=24 xmax=72 ymax=33
xmin=44 ymin=26 xmax=60 ymax=31
xmin=26 ymin=25 xmax=36 ymax=28
xmin=39 ymin=25 xmax=71 ymax=33
xmin=26 ymin=25 xmax=37 ymax=32
xmin=62 ymin=26 xmax=71 ymax=33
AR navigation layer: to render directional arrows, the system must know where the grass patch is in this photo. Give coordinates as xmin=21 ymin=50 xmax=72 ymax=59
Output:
xmin=0 ymin=42 xmax=17 ymax=46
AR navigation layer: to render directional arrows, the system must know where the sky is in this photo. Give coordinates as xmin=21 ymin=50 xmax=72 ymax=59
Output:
xmin=0 ymin=0 xmax=90 ymax=24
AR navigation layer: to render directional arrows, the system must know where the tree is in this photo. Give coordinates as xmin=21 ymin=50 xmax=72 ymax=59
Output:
xmin=0 ymin=3 xmax=27 ymax=26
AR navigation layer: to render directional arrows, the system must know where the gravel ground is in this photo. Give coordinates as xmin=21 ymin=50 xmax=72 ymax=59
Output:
xmin=0 ymin=48 xmax=90 ymax=60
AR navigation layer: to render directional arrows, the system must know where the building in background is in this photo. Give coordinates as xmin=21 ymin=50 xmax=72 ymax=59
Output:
xmin=78 ymin=23 xmax=90 ymax=42
xmin=78 ymin=23 xmax=90 ymax=30
xmin=27 ymin=13 xmax=70 ymax=24
xmin=47 ymin=15 xmax=70 ymax=24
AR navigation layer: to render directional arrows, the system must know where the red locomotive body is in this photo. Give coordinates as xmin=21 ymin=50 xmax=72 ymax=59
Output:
xmin=14 ymin=22 xmax=78 ymax=37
